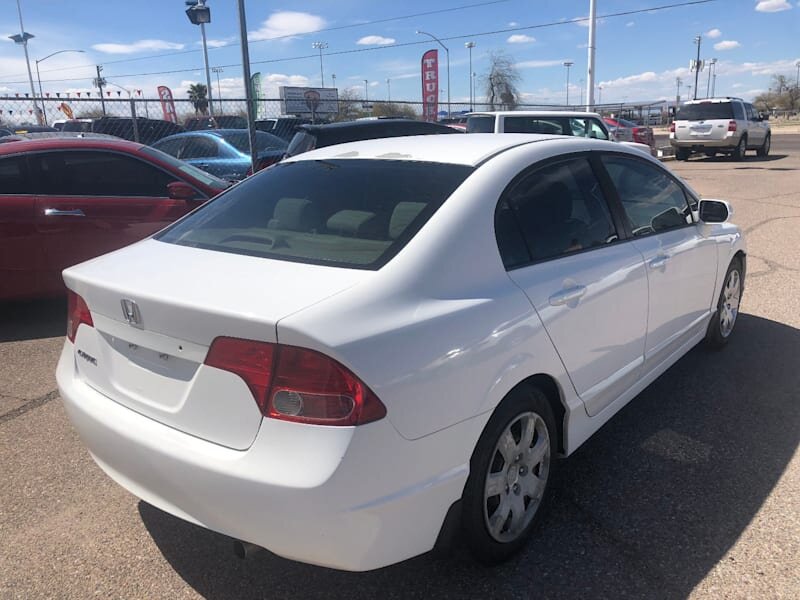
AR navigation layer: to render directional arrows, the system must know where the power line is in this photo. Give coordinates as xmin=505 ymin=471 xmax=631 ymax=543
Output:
xmin=3 ymin=0 xmax=718 ymax=87
xmin=2 ymin=0 xmax=511 ymax=80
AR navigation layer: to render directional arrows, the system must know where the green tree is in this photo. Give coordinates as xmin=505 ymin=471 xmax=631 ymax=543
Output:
xmin=187 ymin=83 xmax=209 ymax=115
xmin=484 ymin=50 xmax=521 ymax=110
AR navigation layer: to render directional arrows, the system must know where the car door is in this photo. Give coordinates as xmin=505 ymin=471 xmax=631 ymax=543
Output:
xmin=178 ymin=135 xmax=240 ymax=180
xmin=0 ymin=154 xmax=50 ymax=299
xmin=498 ymin=155 xmax=649 ymax=417
xmin=744 ymin=103 xmax=765 ymax=147
xmin=599 ymin=153 xmax=718 ymax=371
xmin=33 ymin=149 xmax=194 ymax=291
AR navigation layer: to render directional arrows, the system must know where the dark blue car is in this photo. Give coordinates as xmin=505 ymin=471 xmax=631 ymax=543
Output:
xmin=152 ymin=129 xmax=287 ymax=181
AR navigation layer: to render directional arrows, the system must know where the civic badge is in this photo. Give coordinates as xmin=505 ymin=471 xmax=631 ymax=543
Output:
xmin=121 ymin=299 xmax=143 ymax=329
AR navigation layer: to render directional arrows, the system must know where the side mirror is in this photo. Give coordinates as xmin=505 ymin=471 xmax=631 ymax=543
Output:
xmin=699 ymin=199 xmax=731 ymax=223
xmin=759 ymin=112 xmax=769 ymax=121
xmin=167 ymin=181 xmax=197 ymax=201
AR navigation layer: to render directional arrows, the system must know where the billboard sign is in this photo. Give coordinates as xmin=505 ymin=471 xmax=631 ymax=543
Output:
xmin=421 ymin=49 xmax=439 ymax=122
xmin=279 ymin=86 xmax=339 ymax=118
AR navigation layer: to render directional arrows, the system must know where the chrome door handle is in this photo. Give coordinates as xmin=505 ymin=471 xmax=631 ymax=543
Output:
xmin=649 ymin=255 xmax=670 ymax=269
xmin=549 ymin=285 xmax=587 ymax=306
xmin=44 ymin=208 xmax=85 ymax=217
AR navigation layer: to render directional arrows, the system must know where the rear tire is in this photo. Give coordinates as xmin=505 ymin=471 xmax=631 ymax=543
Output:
xmin=732 ymin=136 xmax=747 ymax=161
xmin=675 ymin=148 xmax=690 ymax=161
xmin=756 ymin=134 xmax=771 ymax=157
xmin=704 ymin=150 xmax=717 ymax=158
xmin=705 ymin=258 xmax=744 ymax=350
xmin=461 ymin=387 xmax=557 ymax=565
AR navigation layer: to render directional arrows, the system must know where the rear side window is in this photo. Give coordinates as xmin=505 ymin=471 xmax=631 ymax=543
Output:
xmin=466 ymin=116 xmax=495 ymax=133
xmin=0 ymin=156 xmax=30 ymax=194
xmin=286 ymin=131 xmax=317 ymax=157
xmin=601 ymin=155 xmax=692 ymax=236
xmin=156 ymin=159 xmax=474 ymax=269
xmin=677 ymin=103 xmax=734 ymax=121
xmin=181 ymin=137 xmax=220 ymax=159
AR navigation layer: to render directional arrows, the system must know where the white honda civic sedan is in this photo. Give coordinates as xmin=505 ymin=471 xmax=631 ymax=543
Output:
xmin=57 ymin=134 xmax=746 ymax=571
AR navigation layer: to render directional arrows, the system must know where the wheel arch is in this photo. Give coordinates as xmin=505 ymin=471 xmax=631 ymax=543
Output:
xmin=500 ymin=373 xmax=568 ymax=456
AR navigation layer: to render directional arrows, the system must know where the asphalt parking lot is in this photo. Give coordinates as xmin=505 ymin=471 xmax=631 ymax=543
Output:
xmin=1 ymin=137 xmax=798 ymax=600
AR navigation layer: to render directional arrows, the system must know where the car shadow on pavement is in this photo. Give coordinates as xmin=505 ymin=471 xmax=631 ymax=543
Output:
xmin=139 ymin=313 xmax=799 ymax=600
xmin=0 ymin=298 xmax=66 ymax=343
xmin=693 ymin=154 xmax=788 ymax=163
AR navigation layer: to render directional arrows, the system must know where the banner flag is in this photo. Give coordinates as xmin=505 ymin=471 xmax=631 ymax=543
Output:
xmin=421 ymin=49 xmax=439 ymax=122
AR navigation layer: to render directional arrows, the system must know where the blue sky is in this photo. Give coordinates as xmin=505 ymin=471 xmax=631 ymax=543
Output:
xmin=1 ymin=0 xmax=799 ymax=109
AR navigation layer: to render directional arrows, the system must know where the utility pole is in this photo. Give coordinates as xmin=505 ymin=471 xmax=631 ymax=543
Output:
xmin=676 ymin=76 xmax=682 ymax=102
xmin=465 ymin=41 xmax=476 ymax=111
xmin=706 ymin=58 xmax=717 ymax=98
xmin=586 ymin=0 xmax=597 ymax=110
xmin=95 ymin=65 xmax=107 ymax=115
xmin=563 ymin=61 xmax=574 ymax=106
xmin=312 ymin=41 xmax=328 ymax=87
xmin=212 ymin=66 xmax=223 ymax=113
xmin=11 ymin=0 xmax=40 ymax=123
xmin=693 ymin=34 xmax=702 ymax=100
xmin=236 ymin=0 xmax=257 ymax=172
xmin=386 ymin=78 xmax=391 ymax=102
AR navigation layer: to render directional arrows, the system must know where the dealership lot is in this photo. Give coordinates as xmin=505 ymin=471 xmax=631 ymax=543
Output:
xmin=1 ymin=137 xmax=799 ymax=599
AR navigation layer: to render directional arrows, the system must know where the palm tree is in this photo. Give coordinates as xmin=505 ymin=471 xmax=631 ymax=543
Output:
xmin=187 ymin=83 xmax=209 ymax=115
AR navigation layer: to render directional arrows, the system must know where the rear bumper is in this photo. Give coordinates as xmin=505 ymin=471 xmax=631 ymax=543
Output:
xmin=56 ymin=341 xmax=473 ymax=571
xmin=669 ymin=136 xmax=739 ymax=151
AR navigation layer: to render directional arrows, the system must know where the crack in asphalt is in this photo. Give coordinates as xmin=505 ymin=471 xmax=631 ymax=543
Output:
xmin=744 ymin=215 xmax=800 ymax=235
xmin=0 ymin=390 xmax=59 ymax=426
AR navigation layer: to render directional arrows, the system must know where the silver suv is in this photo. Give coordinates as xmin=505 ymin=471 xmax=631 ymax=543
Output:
xmin=670 ymin=97 xmax=771 ymax=161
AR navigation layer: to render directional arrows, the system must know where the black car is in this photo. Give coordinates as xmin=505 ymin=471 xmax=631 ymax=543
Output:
xmin=184 ymin=115 xmax=248 ymax=131
xmin=255 ymin=117 xmax=313 ymax=143
xmin=62 ymin=117 xmax=184 ymax=145
xmin=285 ymin=118 xmax=461 ymax=158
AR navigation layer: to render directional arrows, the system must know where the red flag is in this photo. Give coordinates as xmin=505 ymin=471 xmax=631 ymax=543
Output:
xmin=421 ymin=49 xmax=439 ymax=122
xmin=157 ymin=85 xmax=178 ymax=123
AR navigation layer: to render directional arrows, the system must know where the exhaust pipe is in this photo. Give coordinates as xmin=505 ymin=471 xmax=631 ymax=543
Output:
xmin=233 ymin=539 xmax=264 ymax=559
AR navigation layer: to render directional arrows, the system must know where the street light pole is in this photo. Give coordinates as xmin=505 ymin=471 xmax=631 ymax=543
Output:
xmin=35 ymin=49 xmax=84 ymax=125
xmin=465 ymin=41 xmax=476 ymax=111
xmin=11 ymin=0 xmax=40 ymax=123
xmin=417 ymin=30 xmax=450 ymax=118
xmin=563 ymin=61 xmax=574 ymax=106
xmin=386 ymin=78 xmax=391 ymax=102
xmin=586 ymin=0 xmax=597 ymax=110
xmin=186 ymin=0 xmax=214 ymax=117
xmin=312 ymin=41 xmax=328 ymax=87
xmin=693 ymin=34 xmax=702 ymax=100
xmin=235 ymin=0 xmax=257 ymax=172
xmin=95 ymin=65 xmax=107 ymax=115
xmin=597 ymin=85 xmax=603 ymax=105
xmin=706 ymin=58 xmax=717 ymax=98
xmin=212 ymin=66 xmax=224 ymax=113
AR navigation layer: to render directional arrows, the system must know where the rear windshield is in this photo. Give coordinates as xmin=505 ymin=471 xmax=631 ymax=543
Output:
xmin=677 ymin=103 xmax=734 ymax=121
xmin=225 ymin=131 xmax=287 ymax=153
xmin=156 ymin=159 xmax=474 ymax=269
xmin=502 ymin=116 xmax=610 ymax=140
xmin=466 ymin=116 xmax=496 ymax=133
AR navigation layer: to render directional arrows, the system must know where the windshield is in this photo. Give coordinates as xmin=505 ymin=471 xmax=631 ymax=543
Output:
xmin=225 ymin=131 xmax=287 ymax=154
xmin=139 ymin=146 xmax=230 ymax=191
xmin=677 ymin=103 xmax=734 ymax=121
xmin=466 ymin=116 xmax=496 ymax=133
xmin=156 ymin=159 xmax=474 ymax=269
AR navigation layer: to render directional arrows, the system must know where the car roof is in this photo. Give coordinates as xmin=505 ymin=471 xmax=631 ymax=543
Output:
xmin=683 ymin=97 xmax=742 ymax=105
xmin=297 ymin=119 xmax=450 ymax=133
xmin=0 ymin=136 xmax=144 ymax=155
xmin=468 ymin=110 xmax=604 ymax=118
xmin=285 ymin=133 xmax=587 ymax=167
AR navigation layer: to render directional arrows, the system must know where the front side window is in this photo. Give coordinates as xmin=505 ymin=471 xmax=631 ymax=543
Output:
xmin=570 ymin=118 xmax=610 ymax=140
xmin=36 ymin=151 xmax=177 ymax=197
xmin=466 ymin=115 xmax=496 ymax=133
xmin=157 ymin=159 xmax=474 ymax=269
xmin=181 ymin=137 xmax=220 ymax=159
xmin=601 ymin=155 xmax=692 ymax=237
xmin=0 ymin=156 xmax=30 ymax=194
xmin=497 ymin=157 xmax=618 ymax=267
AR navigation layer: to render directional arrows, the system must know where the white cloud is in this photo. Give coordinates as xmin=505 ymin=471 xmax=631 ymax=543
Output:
xmin=249 ymin=11 xmax=327 ymax=42
xmin=731 ymin=83 xmax=744 ymax=88
xmin=515 ymin=59 xmax=566 ymax=68
xmin=714 ymin=40 xmax=741 ymax=50
xmin=706 ymin=28 xmax=722 ymax=38
xmin=507 ymin=34 xmax=535 ymax=44
xmin=92 ymin=39 xmax=184 ymax=54
xmin=575 ymin=15 xmax=605 ymax=27
xmin=755 ymin=0 xmax=792 ymax=12
xmin=204 ymin=39 xmax=230 ymax=49
xmin=356 ymin=35 xmax=396 ymax=46
xmin=626 ymin=21 xmax=635 ymax=27
xmin=508 ymin=21 xmax=519 ymax=27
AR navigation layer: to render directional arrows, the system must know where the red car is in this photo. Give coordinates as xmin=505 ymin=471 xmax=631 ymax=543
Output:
xmin=603 ymin=117 xmax=656 ymax=150
xmin=0 ymin=137 xmax=229 ymax=301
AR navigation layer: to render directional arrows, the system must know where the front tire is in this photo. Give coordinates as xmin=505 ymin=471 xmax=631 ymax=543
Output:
xmin=705 ymin=258 xmax=744 ymax=349
xmin=675 ymin=147 xmax=690 ymax=161
xmin=461 ymin=387 xmax=557 ymax=564
xmin=756 ymin=134 xmax=771 ymax=157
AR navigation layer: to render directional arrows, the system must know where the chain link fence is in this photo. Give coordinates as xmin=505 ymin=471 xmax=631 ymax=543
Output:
xmin=1 ymin=95 xmax=686 ymax=144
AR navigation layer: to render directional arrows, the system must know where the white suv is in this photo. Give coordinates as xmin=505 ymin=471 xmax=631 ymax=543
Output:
xmin=670 ymin=97 xmax=771 ymax=161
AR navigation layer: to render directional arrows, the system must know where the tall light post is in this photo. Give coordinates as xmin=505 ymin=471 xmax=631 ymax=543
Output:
xmin=795 ymin=60 xmax=800 ymax=92
xmin=364 ymin=79 xmax=369 ymax=102
xmin=597 ymin=85 xmax=603 ymax=105
xmin=465 ymin=41 xmax=476 ymax=111
xmin=10 ymin=0 xmax=40 ymax=123
xmin=312 ymin=41 xmax=328 ymax=87
xmin=563 ymin=61 xmax=574 ymax=106
xmin=35 ymin=49 xmax=84 ymax=125
xmin=706 ymin=58 xmax=717 ymax=98
xmin=692 ymin=34 xmax=702 ymax=100
xmin=185 ymin=0 xmax=214 ymax=117
xmin=386 ymin=78 xmax=391 ymax=102
xmin=687 ymin=85 xmax=692 ymax=102
xmin=586 ymin=0 xmax=597 ymax=110
xmin=212 ymin=66 xmax=224 ymax=113
xmin=579 ymin=78 xmax=584 ymax=106
xmin=331 ymin=73 xmax=337 ymax=88
xmin=236 ymin=0 xmax=257 ymax=172
xmin=417 ymin=30 xmax=450 ymax=118
xmin=676 ymin=76 xmax=683 ymax=104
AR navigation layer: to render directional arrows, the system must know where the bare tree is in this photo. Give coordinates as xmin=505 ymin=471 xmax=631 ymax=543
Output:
xmin=333 ymin=87 xmax=369 ymax=122
xmin=484 ymin=50 xmax=521 ymax=110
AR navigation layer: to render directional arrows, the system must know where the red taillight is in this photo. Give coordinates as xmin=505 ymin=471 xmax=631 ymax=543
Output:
xmin=728 ymin=120 xmax=737 ymax=132
xmin=66 ymin=290 xmax=93 ymax=343
xmin=669 ymin=122 xmax=676 ymax=133
xmin=205 ymin=337 xmax=386 ymax=426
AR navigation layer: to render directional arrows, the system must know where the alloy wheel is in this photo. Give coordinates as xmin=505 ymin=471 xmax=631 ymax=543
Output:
xmin=720 ymin=269 xmax=741 ymax=338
